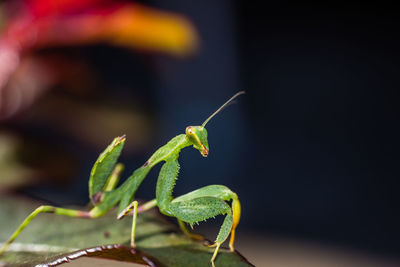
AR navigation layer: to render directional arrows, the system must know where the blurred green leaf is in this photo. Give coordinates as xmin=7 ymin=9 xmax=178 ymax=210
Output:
xmin=0 ymin=195 xmax=253 ymax=266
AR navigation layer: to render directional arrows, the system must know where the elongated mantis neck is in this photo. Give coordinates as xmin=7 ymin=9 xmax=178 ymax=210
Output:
xmin=201 ymin=91 xmax=245 ymax=127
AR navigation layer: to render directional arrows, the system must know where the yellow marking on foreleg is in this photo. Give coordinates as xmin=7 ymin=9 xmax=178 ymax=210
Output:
xmin=229 ymin=194 xmax=241 ymax=251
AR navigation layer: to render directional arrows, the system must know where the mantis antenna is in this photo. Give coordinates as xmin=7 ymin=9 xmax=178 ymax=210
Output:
xmin=201 ymin=91 xmax=245 ymax=127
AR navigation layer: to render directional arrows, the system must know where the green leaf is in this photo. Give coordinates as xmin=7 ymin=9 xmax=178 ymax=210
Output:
xmin=0 ymin=195 xmax=254 ymax=266
xmin=89 ymin=136 xmax=125 ymax=203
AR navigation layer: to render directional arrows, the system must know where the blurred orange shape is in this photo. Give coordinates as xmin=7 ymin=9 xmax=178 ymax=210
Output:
xmin=29 ymin=4 xmax=199 ymax=56
xmin=2 ymin=2 xmax=199 ymax=56
xmin=102 ymin=4 xmax=198 ymax=56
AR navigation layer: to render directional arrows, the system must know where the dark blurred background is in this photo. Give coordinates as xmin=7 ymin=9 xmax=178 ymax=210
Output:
xmin=237 ymin=0 xmax=400 ymax=253
xmin=1 ymin=0 xmax=399 ymax=265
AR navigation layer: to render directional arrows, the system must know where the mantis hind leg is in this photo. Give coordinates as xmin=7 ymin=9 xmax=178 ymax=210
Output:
xmin=0 ymin=205 xmax=97 ymax=255
xmin=177 ymin=219 xmax=205 ymax=240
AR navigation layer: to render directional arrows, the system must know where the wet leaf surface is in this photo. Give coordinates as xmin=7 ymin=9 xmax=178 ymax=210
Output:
xmin=0 ymin=195 xmax=254 ymax=266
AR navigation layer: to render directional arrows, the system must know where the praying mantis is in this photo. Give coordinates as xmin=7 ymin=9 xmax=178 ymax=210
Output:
xmin=0 ymin=91 xmax=244 ymax=267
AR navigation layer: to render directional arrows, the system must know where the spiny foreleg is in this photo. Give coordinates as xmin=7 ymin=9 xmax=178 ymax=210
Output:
xmin=154 ymin=157 xmax=241 ymax=266
xmin=171 ymin=185 xmax=241 ymax=251
xmin=168 ymin=197 xmax=233 ymax=267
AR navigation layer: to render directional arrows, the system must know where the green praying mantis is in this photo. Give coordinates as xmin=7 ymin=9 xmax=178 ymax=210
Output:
xmin=0 ymin=91 xmax=245 ymax=267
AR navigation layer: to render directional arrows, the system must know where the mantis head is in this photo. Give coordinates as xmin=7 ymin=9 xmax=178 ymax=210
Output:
xmin=185 ymin=91 xmax=245 ymax=157
xmin=186 ymin=126 xmax=209 ymax=157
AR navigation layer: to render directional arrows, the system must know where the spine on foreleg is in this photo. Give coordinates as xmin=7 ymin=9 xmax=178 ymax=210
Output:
xmin=215 ymin=212 xmax=233 ymax=244
xmin=156 ymin=157 xmax=180 ymax=216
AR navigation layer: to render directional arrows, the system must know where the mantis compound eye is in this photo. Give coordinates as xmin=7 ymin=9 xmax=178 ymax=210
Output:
xmin=186 ymin=126 xmax=194 ymax=135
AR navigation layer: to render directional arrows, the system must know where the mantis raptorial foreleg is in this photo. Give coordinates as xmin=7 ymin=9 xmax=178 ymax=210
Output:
xmin=170 ymin=197 xmax=235 ymax=267
xmin=153 ymin=157 xmax=241 ymax=266
xmin=170 ymin=185 xmax=241 ymax=251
